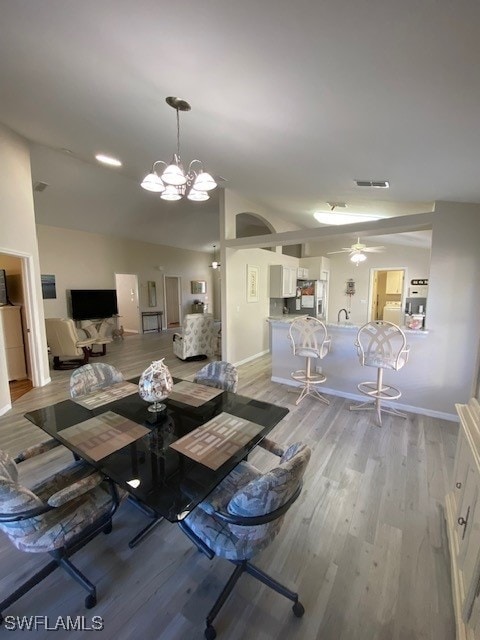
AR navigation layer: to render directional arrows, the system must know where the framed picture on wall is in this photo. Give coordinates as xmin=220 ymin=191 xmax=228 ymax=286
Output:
xmin=41 ymin=274 xmax=56 ymax=299
xmin=246 ymin=265 xmax=259 ymax=303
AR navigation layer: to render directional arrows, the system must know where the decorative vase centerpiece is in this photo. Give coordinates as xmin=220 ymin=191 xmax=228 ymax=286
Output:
xmin=138 ymin=358 xmax=173 ymax=413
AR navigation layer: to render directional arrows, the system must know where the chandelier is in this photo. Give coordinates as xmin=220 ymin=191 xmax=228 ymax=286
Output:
xmin=141 ymin=97 xmax=217 ymax=202
xmin=210 ymin=245 xmax=221 ymax=270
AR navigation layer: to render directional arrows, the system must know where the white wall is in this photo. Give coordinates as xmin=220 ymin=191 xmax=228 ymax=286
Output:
xmin=225 ymin=247 xmax=299 ymax=365
xmin=37 ymin=225 xmax=215 ymax=323
xmin=0 ymin=124 xmax=50 ymax=414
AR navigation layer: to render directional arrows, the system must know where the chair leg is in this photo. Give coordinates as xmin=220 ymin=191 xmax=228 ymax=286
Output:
xmin=245 ymin=562 xmax=299 ymax=603
xmin=350 ymin=367 xmax=407 ymax=426
xmin=57 ymin=557 xmax=97 ymax=608
xmin=293 ymin=357 xmax=329 ymax=406
xmin=205 ymin=563 xmax=246 ymax=631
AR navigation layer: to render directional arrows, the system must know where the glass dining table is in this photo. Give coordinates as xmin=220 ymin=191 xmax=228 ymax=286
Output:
xmin=24 ymin=378 xmax=289 ymax=541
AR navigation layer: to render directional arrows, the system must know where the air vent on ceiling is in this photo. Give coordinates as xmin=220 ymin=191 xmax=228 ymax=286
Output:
xmin=355 ymin=180 xmax=390 ymax=188
xmin=33 ymin=181 xmax=49 ymax=192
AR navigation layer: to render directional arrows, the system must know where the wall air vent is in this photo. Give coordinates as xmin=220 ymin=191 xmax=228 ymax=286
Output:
xmin=355 ymin=180 xmax=390 ymax=188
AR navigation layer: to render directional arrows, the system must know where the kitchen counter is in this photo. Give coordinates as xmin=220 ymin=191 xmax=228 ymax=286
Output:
xmin=269 ymin=319 xmax=433 ymax=416
xmin=269 ymin=316 xmax=428 ymax=334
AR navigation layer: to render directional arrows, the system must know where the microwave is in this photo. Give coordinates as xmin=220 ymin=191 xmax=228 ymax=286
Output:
xmin=408 ymin=285 xmax=428 ymax=298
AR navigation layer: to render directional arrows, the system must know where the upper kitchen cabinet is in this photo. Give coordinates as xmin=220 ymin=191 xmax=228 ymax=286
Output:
xmin=299 ymin=256 xmax=330 ymax=281
xmin=297 ymin=267 xmax=309 ymax=280
xmin=270 ymin=265 xmax=297 ymax=298
xmin=386 ymin=270 xmax=404 ymax=294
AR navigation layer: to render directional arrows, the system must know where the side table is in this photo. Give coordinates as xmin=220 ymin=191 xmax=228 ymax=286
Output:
xmin=142 ymin=311 xmax=163 ymax=333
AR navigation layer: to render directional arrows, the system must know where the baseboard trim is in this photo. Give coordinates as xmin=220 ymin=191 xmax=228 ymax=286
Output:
xmin=271 ymin=375 xmax=458 ymax=422
xmin=0 ymin=402 xmax=12 ymax=417
xmin=234 ymin=350 xmax=269 ymax=368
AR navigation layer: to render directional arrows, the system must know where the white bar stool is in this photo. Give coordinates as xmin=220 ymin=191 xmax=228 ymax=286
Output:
xmin=288 ymin=317 xmax=331 ymax=405
xmin=350 ymin=320 xmax=410 ymax=425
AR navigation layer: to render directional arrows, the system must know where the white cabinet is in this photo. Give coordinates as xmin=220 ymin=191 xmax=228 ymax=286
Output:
xmin=386 ymin=270 xmax=403 ymax=294
xmin=297 ymin=267 xmax=309 ymax=280
xmin=445 ymin=398 xmax=480 ymax=639
xmin=270 ymin=265 xmax=297 ymax=298
xmin=0 ymin=306 xmax=27 ymax=381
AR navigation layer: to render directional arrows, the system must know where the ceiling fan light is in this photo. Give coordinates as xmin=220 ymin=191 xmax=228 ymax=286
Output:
xmin=161 ymin=185 xmax=183 ymax=201
xmin=141 ymin=172 xmax=165 ymax=192
xmin=192 ymin=171 xmax=217 ymax=191
xmin=162 ymin=157 xmax=187 ymax=186
xmin=187 ymin=189 xmax=209 ymax=202
xmin=350 ymin=252 xmax=367 ymax=264
xmin=211 ymin=261 xmax=219 ymax=270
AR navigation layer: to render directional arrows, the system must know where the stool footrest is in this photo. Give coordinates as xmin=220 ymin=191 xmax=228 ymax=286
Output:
xmin=291 ymin=370 xmax=326 ymax=384
xmin=357 ymin=381 xmax=401 ymax=401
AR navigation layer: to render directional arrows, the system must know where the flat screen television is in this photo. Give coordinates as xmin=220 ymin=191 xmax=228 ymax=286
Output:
xmin=70 ymin=289 xmax=118 ymax=320
xmin=0 ymin=269 xmax=8 ymax=306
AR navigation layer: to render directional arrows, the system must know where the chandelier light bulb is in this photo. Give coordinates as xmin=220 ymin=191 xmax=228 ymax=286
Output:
xmin=192 ymin=171 xmax=217 ymax=192
xmin=187 ymin=189 xmax=209 ymax=202
xmin=141 ymin=172 xmax=165 ymax=192
xmin=161 ymin=185 xmax=183 ymax=201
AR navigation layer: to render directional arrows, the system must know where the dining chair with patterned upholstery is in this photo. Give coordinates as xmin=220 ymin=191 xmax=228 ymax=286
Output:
xmin=179 ymin=440 xmax=311 ymax=639
xmin=69 ymin=362 xmax=124 ymax=399
xmin=193 ymin=361 xmax=238 ymax=393
xmin=0 ymin=441 xmax=122 ymax=620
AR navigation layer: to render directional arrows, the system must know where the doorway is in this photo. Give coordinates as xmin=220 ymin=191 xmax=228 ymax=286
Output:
xmin=115 ymin=274 xmax=140 ymax=333
xmin=164 ymin=276 xmax=181 ymax=328
xmin=0 ymin=253 xmax=34 ymax=403
xmin=369 ymin=268 xmax=406 ymax=323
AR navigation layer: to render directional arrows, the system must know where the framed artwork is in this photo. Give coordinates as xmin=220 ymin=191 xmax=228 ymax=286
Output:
xmin=246 ymin=265 xmax=259 ymax=303
xmin=41 ymin=274 xmax=56 ymax=299
xmin=191 ymin=280 xmax=206 ymax=294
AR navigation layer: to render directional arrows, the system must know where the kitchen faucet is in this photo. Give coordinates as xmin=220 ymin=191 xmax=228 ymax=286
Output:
xmin=338 ymin=308 xmax=350 ymax=322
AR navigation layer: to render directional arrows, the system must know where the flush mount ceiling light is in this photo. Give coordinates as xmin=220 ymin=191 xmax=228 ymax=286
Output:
xmin=210 ymin=244 xmax=220 ymax=270
xmin=95 ymin=153 xmax=122 ymax=167
xmin=141 ymin=97 xmax=217 ymax=202
xmin=314 ymin=204 xmax=382 ymax=226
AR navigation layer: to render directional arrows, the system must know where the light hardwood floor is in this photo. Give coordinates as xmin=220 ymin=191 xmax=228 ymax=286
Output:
xmin=0 ymin=331 xmax=456 ymax=639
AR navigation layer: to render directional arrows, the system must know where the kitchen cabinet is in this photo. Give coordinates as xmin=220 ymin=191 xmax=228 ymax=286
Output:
xmin=297 ymin=267 xmax=309 ymax=280
xmin=386 ymin=270 xmax=403 ymax=294
xmin=445 ymin=398 xmax=480 ymax=640
xmin=269 ymin=265 xmax=297 ymax=298
xmin=0 ymin=305 xmax=27 ymax=381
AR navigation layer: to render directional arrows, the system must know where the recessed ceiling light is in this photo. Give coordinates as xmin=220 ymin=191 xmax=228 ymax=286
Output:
xmin=95 ymin=153 xmax=122 ymax=167
xmin=313 ymin=211 xmax=382 ymax=225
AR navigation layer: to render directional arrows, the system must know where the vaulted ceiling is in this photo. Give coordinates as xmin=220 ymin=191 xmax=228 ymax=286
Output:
xmin=1 ymin=1 xmax=479 ymax=251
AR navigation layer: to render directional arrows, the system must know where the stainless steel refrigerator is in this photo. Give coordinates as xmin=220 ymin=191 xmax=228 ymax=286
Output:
xmin=286 ymin=280 xmax=327 ymax=319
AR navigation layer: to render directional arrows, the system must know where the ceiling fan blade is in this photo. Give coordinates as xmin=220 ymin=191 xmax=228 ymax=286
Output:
xmin=327 ymin=249 xmax=350 ymax=254
xmin=364 ymin=246 xmax=385 ymax=252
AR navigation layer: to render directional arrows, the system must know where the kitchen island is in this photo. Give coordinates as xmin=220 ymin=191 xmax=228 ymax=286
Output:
xmin=268 ymin=317 xmax=438 ymax=418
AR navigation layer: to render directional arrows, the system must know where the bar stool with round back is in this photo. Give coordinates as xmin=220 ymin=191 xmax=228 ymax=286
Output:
xmin=288 ymin=317 xmax=331 ymax=405
xmin=350 ymin=320 xmax=410 ymax=425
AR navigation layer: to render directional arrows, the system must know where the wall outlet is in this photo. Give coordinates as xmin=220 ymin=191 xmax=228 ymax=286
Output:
xmin=315 ymin=365 xmax=322 ymax=373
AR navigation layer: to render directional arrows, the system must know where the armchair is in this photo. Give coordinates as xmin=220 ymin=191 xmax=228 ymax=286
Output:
xmin=45 ymin=318 xmax=96 ymax=370
xmin=79 ymin=319 xmax=113 ymax=356
xmin=0 ymin=442 xmax=122 ymax=619
xmin=179 ymin=440 xmax=311 ymax=639
xmin=173 ymin=313 xmax=216 ymax=361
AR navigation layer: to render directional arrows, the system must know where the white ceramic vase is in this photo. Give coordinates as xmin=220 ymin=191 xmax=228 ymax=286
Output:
xmin=138 ymin=358 xmax=173 ymax=413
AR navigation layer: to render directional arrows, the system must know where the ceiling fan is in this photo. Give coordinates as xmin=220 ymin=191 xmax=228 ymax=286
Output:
xmin=327 ymin=238 xmax=385 ymax=264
